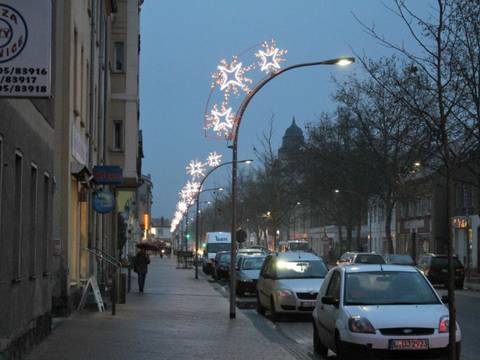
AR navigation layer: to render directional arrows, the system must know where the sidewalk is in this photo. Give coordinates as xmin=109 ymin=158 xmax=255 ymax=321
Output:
xmin=26 ymin=257 xmax=296 ymax=360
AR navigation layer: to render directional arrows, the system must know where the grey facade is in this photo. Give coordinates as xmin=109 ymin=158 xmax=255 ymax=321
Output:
xmin=0 ymin=99 xmax=54 ymax=357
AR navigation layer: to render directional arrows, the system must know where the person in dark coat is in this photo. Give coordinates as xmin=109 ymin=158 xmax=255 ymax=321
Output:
xmin=134 ymin=248 xmax=150 ymax=293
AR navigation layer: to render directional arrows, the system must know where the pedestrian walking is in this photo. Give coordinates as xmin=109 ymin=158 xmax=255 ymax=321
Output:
xmin=133 ymin=248 xmax=150 ymax=293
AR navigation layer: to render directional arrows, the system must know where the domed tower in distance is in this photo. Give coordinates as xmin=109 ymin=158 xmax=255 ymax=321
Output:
xmin=278 ymin=117 xmax=305 ymax=162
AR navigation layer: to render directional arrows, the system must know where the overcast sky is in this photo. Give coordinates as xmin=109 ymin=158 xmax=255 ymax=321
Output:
xmin=139 ymin=1 xmax=429 ymax=219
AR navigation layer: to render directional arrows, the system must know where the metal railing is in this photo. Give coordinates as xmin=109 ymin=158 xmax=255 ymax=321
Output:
xmin=84 ymin=247 xmax=121 ymax=315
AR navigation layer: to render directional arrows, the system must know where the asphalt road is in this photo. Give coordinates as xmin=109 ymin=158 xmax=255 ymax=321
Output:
xmin=211 ymin=276 xmax=480 ymax=360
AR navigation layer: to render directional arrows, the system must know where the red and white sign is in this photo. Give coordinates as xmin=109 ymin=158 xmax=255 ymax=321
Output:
xmin=0 ymin=0 xmax=52 ymax=98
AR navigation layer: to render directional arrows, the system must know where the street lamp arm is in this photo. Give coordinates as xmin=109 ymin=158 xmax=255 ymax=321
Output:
xmin=233 ymin=58 xmax=355 ymax=143
xmin=194 ymin=158 xmax=252 ymax=280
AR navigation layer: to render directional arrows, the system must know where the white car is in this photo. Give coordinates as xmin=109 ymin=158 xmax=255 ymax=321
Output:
xmin=256 ymin=251 xmax=328 ymax=320
xmin=312 ymin=264 xmax=461 ymax=359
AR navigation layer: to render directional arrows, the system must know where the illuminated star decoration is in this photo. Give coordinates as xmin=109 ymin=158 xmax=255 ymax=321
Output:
xmin=177 ymin=201 xmax=188 ymax=213
xmin=186 ymin=160 xmax=206 ymax=179
xmin=207 ymin=152 xmax=222 ymax=167
xmin=255 ymin=40 xmax=287 ymax=74
xmin=205 ymin=105 xmax=235 ymax=138
xmin=185 ymin=180 xmax=201 ymax=198
xmin=212 ymin=57 xmax=253 ymax=99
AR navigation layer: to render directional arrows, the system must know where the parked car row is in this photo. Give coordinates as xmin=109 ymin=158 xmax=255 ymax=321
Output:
xmin=203 ymin=247 xmax=463 ymax=358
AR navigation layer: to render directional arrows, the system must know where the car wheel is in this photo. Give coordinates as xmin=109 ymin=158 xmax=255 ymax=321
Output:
xmin=256 ymin=292 xmax=266 ymax=316
xmin=313 ymin=322 xmax=328 ymax=357
xmin=270 ymin=297 xmax=279 ymax=322
xmin=335 ymin=331 xmax=350 ymax=360
xmin=236 ymin=283 xmax=244 ymax=297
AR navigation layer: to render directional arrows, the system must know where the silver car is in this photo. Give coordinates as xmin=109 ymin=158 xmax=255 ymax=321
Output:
xmin=312 ymin=264 xmax=461 ymax=359
xmin=256 ymin=251 xmax=328 ymax=320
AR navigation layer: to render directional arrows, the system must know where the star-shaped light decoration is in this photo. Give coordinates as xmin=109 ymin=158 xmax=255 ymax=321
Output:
xmin=205 ymin=104 xmax=235 ymax=138
xmin=185 ymin=180 xmax=201 ymax=197
xmin=207 ymin=152 xmax=222 ymax=167
xmin=213 ymin=57 xmax=253 ymax=97
xmin=177 ymin=201 xmax=188 ymax=213
xmin=186 ymin=160 xmax=206 ymax=179
xmin=255 ymin=40 xmax=287 ymax=74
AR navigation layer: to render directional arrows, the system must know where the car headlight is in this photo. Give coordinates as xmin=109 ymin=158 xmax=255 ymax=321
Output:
xmin=276 ymin=289 xmax=294 ymax=298
xmin=348 ymin=316 xmax=376 ymax=334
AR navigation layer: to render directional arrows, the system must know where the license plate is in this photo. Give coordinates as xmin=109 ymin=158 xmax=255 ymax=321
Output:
xmin=300 ymin=301 xmax=315 ymax=307
xmin=389 ymin=339 xmax=429 ymax=350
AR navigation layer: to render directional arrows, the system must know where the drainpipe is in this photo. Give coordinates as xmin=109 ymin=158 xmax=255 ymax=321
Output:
xmin=87 ymin=0 xmax=97 ymax=276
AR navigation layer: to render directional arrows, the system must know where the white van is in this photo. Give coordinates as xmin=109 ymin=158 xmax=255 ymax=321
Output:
xmin=202 ymin=232 xmax=231 ymax=274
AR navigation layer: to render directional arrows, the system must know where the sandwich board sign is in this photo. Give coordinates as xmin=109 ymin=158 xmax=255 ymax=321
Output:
xmin=78 ymin=276 xmax=105 ymax=312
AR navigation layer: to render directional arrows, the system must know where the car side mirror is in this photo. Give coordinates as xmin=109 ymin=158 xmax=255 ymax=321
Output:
xmin=441 ymin=295 xmax=449 ymax=304
xmin=322 ymin=296 xmax=339 ymax=307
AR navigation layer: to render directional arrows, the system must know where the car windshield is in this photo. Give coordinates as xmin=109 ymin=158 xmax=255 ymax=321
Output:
xmin=354 ymin=254 xmax=385 ymax=264
xmin=207 ymin=243 xmax=230 ymax=253
xmin=275 ymin=260 xmax=327 ymax=279
xmin=219 ymin=254 xmax=230 ymax=264
xmin=344 ymin=271 xmax=440 ymax=306
xmin=242 ymin=257 xmax=265 ymax=270
xmin=387 ymin=255 xmax=414 ymax=265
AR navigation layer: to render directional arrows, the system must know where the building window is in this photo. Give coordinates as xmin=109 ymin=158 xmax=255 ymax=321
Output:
xmin=29 ymin=164 xmax=38 ymax=277
xmin=464 ymin=184 xmax=473 ymax=208
xmin=113 ymin=120 xmax=123 ymax=150
xmin=114 ymin=42 xmax=125 ymax=72
xmin=13 ymin=151 xmax=23 ymax=280
xmin=455 ymin=184 xmax=463 ymax=208
xmin=43 ymin=173 xmax=50 ymax=274
xmin=74 ymin=29 xmax=79 ymax=116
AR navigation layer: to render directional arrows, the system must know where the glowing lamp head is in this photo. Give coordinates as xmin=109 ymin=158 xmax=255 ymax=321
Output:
xmin=336 ymin=58 xmax=355 ymax=66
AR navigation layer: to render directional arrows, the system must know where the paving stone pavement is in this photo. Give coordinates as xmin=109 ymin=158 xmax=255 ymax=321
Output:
xmin=26 ymin=256 xmax=298 ymax=360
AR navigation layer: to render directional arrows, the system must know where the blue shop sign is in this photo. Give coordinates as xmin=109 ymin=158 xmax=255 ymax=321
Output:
xmin=93 ymin=165 xmax=123 ymax=185
xmin=93 ymin=190 xmax=115 ymax=214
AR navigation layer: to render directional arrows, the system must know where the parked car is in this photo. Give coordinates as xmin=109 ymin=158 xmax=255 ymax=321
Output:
xmin=213 ymin=251 xmax=230 ymax=281
xmin=417 ymin=254 xmax=465 ymax=289
xmin=383 ymin=254 xmax=415 ymax=266
xmin=312 ymin=264 xmax=461 ymax=359
xmin=236 ymin=254 xmax=266 ymax=296
xmin=337 ymin=252 xmax=386 ymax=266
xmin=237 ymin=248 xmax=267 ymax=256
xmin=256 ymin=251 xmax=328 ymax=320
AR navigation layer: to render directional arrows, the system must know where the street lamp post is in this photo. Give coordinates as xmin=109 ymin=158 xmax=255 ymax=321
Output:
xmin=194 ymin=159 xmax=252 ymax=280
xmin=229 ymin=57 xmax=354 ymax=319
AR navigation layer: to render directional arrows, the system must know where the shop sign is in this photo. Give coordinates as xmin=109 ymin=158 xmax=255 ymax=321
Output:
xmin=0 ymin=0 xmax=52 ymax=97
xmin=92 ymin=190 xmax=115 ymax=214
xmin=93 ymin=165 xmax=123 ymax=185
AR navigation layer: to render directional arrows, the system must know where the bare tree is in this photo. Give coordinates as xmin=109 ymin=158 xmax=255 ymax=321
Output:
xmin=334 ymin=57 xmax=432 ymax=254
xmin=354 ymin=1 xmax=469 ymax=357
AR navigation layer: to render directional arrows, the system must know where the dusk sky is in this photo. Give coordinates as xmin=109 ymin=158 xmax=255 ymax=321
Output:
xmin=139 ymin=1 xmax=428 ymax=219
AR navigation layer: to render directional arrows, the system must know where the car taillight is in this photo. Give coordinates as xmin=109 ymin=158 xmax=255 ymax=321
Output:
xmin=439 ymin=316 xmax=449 ymax=333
